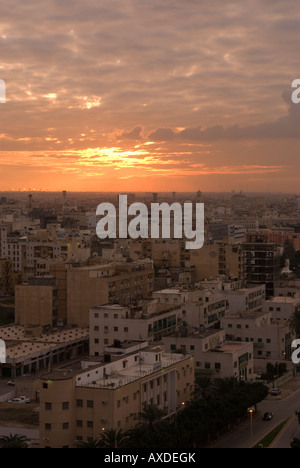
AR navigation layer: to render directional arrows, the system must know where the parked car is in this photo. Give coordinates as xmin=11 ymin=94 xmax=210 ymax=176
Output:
xmin=263 ymin=412 xmax=274 ymax=421
xmin=7 ymin=380 xmax=15 ymax=386
xmin=8 ymin=398 xmax=26 ymax=404
xmin=19 ymin=396 xmax=31 ymax=404
xmin=270 ymin=388 xmax=281 ymax=396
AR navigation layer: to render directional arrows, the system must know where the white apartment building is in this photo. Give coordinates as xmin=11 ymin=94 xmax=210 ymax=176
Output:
xmin=224 ymin=284 xmax=266 ymax=314
xmin=262 ymin=296 xmax=300 ymax=321
xmin=163 ymin=327 xmax=254 ymax=381
xmin=89 ymin=300 xmax=183 ymax=356
xmin=221 ymin=311 xmax=294 ymax=361
xmin=152 ymin=287 xmax=228 ymax=329
xmin=39 ymin=341 xmax=194 ymax=448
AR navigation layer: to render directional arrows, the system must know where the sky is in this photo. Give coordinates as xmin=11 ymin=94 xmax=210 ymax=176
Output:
xmin=0 ymin=0 xmax=299 ymax=193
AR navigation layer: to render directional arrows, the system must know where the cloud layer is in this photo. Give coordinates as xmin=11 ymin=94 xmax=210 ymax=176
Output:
xmin=0 ymin=0 xmax=299 ymax=191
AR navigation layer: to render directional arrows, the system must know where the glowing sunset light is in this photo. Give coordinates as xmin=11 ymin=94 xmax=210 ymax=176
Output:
xmin=0 ymin=0 xmax=299 ymax=193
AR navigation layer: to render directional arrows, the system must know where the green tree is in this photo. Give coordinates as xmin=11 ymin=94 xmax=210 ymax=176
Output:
xmin=290 ymin=309 xmax=300 ymax=338
xmin=193 ymin=377 xmax=213 ymax=400
xmin=0 ymin=434 xmax=29 ymax=449
xmin=291 ymin=438 xmax=300 ymax=448
xmin=281 ymin=239 xmax=296 ymax=270
xmin=99 ymin=428 xmax=130 ymax=448
xmin=76 ymin=439 xmax=102 ymax=449
xmin=138 ymin=404 xmax=166 ymax=432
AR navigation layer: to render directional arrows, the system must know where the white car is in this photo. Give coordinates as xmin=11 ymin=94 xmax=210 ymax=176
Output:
xmin=19 ymin=396 xmax=31 ymax=403
xmin=8 ymin=396 xmax=30 ymax=404
xmin=8 ymin=398 xmax=26 ymax=404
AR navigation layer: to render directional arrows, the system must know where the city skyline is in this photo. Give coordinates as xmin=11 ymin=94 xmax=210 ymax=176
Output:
xmin=0 ymin=0 xmax=299 ymax=193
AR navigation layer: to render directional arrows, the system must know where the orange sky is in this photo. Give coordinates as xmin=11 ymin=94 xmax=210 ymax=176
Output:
xmin=0 ymin=0 xmax=299 ymax=193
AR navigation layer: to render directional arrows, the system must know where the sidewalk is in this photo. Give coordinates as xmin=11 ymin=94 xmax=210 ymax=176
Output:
xmin=265 ymin=376 xmax=300 ymax=401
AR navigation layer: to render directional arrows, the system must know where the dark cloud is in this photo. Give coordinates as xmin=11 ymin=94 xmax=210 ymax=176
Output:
xmin=148 ymin=91 xmax=300 ymax=141
xmin=119 ymin=126 xmax=143 ymax=140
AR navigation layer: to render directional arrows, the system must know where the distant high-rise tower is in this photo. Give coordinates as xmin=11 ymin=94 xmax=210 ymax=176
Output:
xmin=63 ymin=191 xmax=67 ymax=200
xmin=28 ymin=194 xmax=33 ymax=209
xmin=242 ymin=233 xmax=281 ymax=299
xmin=153 ymin=193 xmax=158 ymax=203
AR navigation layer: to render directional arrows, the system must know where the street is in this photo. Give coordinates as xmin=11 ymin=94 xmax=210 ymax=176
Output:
xmin=211 ymin=379 xmax=300 ymax=449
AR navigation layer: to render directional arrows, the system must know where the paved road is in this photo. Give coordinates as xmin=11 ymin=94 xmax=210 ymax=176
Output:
xmin=211 ymin=386 xmax=300 ymax=448
xmin=272 ymin=416 xmax=300 ymax=449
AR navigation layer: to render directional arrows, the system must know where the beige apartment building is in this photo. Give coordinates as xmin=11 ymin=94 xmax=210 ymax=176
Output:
xmin=262 ymin=296 xmax=300 ymax=322
xmin=163 ymin=327 xmax=253 ymax=381
xmin=67 ymin=259 xmax=154 ymax=327
xmin=223 ymin=284 xmax=266 ymax=314
xmin=39 ymin=341 xmax=194 ymax=448
xmin=15 ymin=276 xmax=59 ymax=327
xmin=89 ymin=299 xmax=182 ymax=355
xmin=221 ymin=310 xmax=294 ymax=361
xmin=153 ymin=287 xmax=228 ymax=329
xmin=189 ymin=243 xmax=242 ymax=281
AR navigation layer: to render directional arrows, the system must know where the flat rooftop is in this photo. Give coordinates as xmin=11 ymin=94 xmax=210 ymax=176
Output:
xmin=0 ymin=325 xmax=89 ymax=360
xmin=208 ymin=342 xmax=251 ymax=354
xmin=224 ymin=310 xmax=268 ymax=320
xmin=266 ymin=296 xmax=300 ymax=303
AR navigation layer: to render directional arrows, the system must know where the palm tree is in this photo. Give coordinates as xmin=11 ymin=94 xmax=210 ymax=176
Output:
xmin=0 ymin=434 xmax=29 ymax=448
xmin=76 ymin=439 xmax=102 ymax=449
xmin=138 ymin=404 xmax=166 ymax=432
xmin=193 ymin=377 xmax=213 ymax=400
xmin=290 ymin=309 xmax=300 ymax=338
xmin=99 ymin=428 xmax=130 ymax=448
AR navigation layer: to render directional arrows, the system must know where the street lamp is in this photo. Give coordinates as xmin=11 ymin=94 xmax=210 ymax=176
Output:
xmin=248 ymin=407 xmax=255 ymax=443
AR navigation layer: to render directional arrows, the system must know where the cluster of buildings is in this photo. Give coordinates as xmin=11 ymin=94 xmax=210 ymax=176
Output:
xmin=0 ymin=191 xmax=299 ymax=447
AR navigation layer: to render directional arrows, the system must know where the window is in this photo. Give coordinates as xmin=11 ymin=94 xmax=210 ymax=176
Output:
xmin=45 ymin=423 xmax=51 ymax=431
xmin=114 ymin=314 xmax=118 ymax=319
xmin=87 ymin=421 xmax=94 ymax=428
xmin=94 ymin=313 xmax=99 ymax=318
xmin=190 ymin=345 xmax=195 ymax=351
xmin=124 ymin=327 xmax=129 ymax=333
xmin=171 ymin=344 xmax=176 ymax=351
xmin=87 ymin=400 xmax=94 ymax=408
xmin=76 ymin=399 xmax=83 ymax=408
xmin=114 ymin=327 xmax=118 ymax=332
xmin=117 ymin=400 xmax=121 ymax=408
xmin=45 ymin=402 xmax=52 ymax=411
xmin=215 ymin=363 xmax=221 ymax=370
xmin=77 ymin=420 xmax=83 ymax=428
xmin=62 ymin=402 xmax=69 ymax=410
xmin=267 ymin=339 xmax=271 ymax=344
xmin=94 ymin=326 xmax=99 ymax=332
xmin=43 ymin=383 xmax=48 ymax=389
xmin=205 ymin=362 xmax=211 ymax=369
xmin=63 ymin=423 xmax=69 ymax=430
